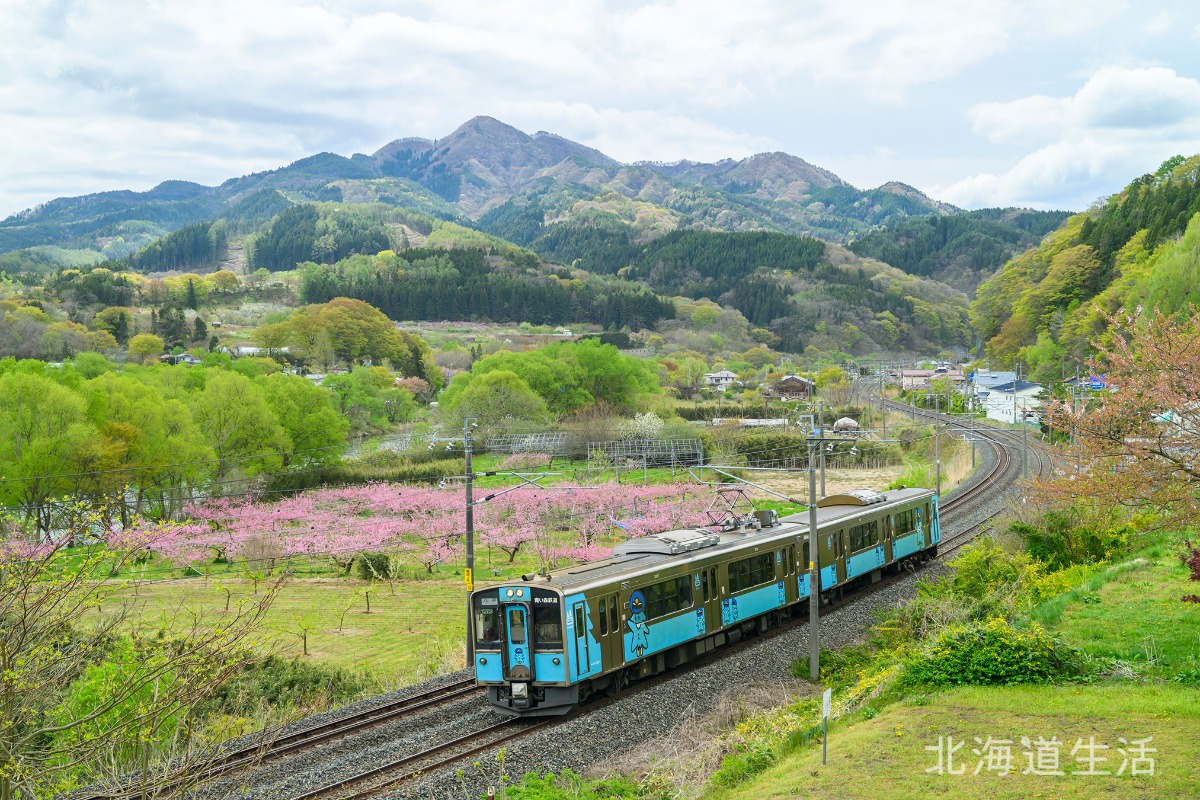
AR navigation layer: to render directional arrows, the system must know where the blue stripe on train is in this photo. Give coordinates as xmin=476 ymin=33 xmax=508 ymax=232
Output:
xmin=846 ymin=545 xmax=886 ymax=580
xmin=722 ymin=580 xmax=788 ymax=626
xmin=625 ymin=606 xmax=708 ymax=660
xmin=892 ymin=530 xmax=925 ymax=559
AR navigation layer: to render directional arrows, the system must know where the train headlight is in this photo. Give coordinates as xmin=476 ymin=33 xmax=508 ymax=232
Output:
xmin=511 ymin=682 xmax=528 ymax=699
xmin=516 ymin=589 xmax=524 ymax=597
xmin=505 ymin=589 xmax=514 ymax=597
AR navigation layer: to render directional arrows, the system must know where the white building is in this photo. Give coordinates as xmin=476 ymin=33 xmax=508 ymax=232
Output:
xmin=704 ymin=370 xmax=739 ymax=390
xmin=969 ymin=370 xmax=1017 ymax=396
xmin=979 ymin=380 xmax=1044 ymax=424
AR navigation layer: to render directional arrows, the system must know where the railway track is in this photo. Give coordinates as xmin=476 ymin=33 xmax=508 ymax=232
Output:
xmin=78 ymin=678 xmax=481 ymax=800
xmin=289 ymin=718 xmax=553 ymax=800
xmin=884 ymin=397 xmax=1058 ymax=556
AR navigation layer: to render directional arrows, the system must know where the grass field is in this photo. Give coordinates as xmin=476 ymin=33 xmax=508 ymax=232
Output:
xmin=712 ymin=534 xmax=1200 ymax=799
xmin=111 ymin=575 xmax=469 ymax=685
xmin=1037 ymin=543 xmax=1200 ymax=681
xmin=712 ymin=684 xmax=1200 ymax=800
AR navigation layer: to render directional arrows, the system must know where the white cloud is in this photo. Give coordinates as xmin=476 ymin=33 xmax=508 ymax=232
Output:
xmin=0 ymin=0 xmax=1189 ymax=216
xmin=506 ymin=102 xmax=778 ymax=163
xmin=940 ymin=66 xmax=1200 ymax=208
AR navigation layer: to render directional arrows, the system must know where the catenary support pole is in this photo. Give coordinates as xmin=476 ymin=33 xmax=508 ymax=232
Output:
xmin=819 ymin=404 xmax=826 ymax=499
xmin=880 ymin=373 xmax=886 ymax=441
xmin=934 ymin=395 xmax=941 ymax=496
xmin=1022 ymin=405 xmax=1028 ymax=479
xmin=464 ymin=417 xmax=476 ymax=662
xmin=808 ymin=440 xmax=820 ymax=682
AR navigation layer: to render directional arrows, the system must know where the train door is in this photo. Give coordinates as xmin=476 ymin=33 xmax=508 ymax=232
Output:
xmin=503 ymin=604 xmax=532 ymax=681
xmin=597 ymin=592 xmax=622 ymax=668
xmin=882 ymin=513 xmax=894 ymax=564
xmin=816 ymin=529 xmax=839 ymax=593
xmin=930 ymin=498 xmax=941 ymax=545
xmin=800 ymin=539 xmax=812 ymax=599
xmin=700 ymin=564 xmax=720 ymax=631
xmin=570 ymin=599 xmax=591 ymax=676
xmin=838 ymin=529 xmax=850 ymax=583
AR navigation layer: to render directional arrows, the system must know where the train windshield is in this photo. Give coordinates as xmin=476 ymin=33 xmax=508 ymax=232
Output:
xmin=473 ymin=595 xmax=501 ymax=649
xmin=533 ymin=602 xmax=563 ymax=647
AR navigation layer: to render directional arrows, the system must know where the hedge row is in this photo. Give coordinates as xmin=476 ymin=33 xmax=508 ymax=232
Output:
xmin=264 ymin=457 xmax=462 ymax=494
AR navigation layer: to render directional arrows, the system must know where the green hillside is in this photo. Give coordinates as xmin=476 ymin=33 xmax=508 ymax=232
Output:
xmin=849 ymin=208 xmax=1072 ymax=294
xmin=972 ymin=155 xmax=1200 ymax=382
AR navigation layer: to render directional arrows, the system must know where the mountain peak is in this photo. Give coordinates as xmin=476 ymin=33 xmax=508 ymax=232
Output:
xmin=875 ymin=181 xmax=958 ymax=213
xmin=444 ymin=116 xmax=531 ymax=144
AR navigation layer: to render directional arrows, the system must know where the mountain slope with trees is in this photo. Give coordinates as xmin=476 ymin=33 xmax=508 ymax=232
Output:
xmin=849 ymin=208 xmax=1072 ymax=294
xmin=972 ymin=154 xmax=1200 ymax=382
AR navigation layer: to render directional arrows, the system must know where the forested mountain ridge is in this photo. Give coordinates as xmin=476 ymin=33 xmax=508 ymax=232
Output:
xmin=849 ymin=208 xmax=1073 ymax=294
xmin=0 ymin=116 xmax=967 ymax=262
xmin=0 ymin=115 xmax=1058 ymax=348
xmin=972 ymin=154 xmax=1200 ymax=382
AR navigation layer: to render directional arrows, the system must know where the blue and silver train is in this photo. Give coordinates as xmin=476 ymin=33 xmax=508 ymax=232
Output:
xmin=469 ymin=487 xmax=940 ymax=716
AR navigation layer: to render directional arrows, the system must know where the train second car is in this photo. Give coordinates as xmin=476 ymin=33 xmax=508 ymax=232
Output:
xmin=469 ymin=487 xmax=939 ymax=717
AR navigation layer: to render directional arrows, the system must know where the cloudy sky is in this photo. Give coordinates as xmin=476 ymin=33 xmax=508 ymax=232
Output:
xmin=3 ymin=0 xmax=1200 ymax=218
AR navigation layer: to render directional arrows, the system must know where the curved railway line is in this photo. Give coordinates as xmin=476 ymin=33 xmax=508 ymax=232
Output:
xmin=112 ymin=405 xmax=1052 ymax=800
xmin=79 ymin=679 xmax=482 ymax=800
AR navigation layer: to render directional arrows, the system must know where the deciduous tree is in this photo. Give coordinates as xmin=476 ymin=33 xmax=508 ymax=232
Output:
xmin=0 ymin=519 xmax=278 ymax=799
xmin=1037 ymin=306 xmax=1200 ymax=531
xmin=127 ymin=333 xmax=164 ymax=365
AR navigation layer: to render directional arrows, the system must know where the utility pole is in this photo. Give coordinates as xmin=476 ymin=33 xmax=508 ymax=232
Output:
xmin=934 ymin=394 xmax=941 ymax=496
xmin=464 ymin=417 xmax=476 ymax=661
xmin=1022 ymin=401 xmax=1028 ymax=479
xmin=880 ymin=372 xmax=886 ymax=441
xmin=808 ymin=438 xmax=820 ymax=682
xmin=970 ymin=400 xmax=976 ymax=469
xmin=819 ymin=403 xmax=826 ymax=498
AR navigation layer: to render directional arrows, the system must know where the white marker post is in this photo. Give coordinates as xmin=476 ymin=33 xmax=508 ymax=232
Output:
xmin=822 ymin=688 xmax=831 ymax=766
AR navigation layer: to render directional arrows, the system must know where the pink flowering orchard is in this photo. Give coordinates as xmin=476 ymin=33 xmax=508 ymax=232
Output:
xmin=135 ymin=480 xmax=715 ymax=573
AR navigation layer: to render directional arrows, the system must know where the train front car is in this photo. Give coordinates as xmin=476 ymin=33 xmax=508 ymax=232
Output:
xmin=470 ymin=584 xmax=576 ymax=717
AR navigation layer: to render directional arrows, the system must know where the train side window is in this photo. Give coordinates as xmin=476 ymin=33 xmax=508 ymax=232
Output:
xmin=609 ymin=594 xmax=618 ymax=632
xmin=599 ymin=597 xmax=608 ymax=636
xmin=728 ymin=553 xmax=775 ymax=592
xmin=702 ymin=570 xmax=709 ymax=601
xmin=574 ymin=606 xmax=584 ymax=638
xmin=642 ymin=576 xmax=694 ymax=620
xmin=710 ymin=568 xmax=717 ymax=595
xmin=789 ymin=544 xmax=796 ymax=574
